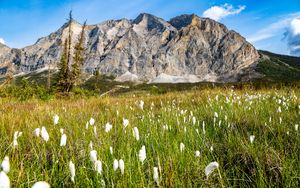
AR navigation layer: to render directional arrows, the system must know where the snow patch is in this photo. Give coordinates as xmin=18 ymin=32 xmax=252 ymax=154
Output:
xmin=149 ymin=73 xmax=220 ymax=83
xmin=201 ymin=73 xmax=219 ymax=82
xmin=115 ymin=71 xmax=139 ymax=82
xmin=149 ymin=73 xmax=202 ymax=83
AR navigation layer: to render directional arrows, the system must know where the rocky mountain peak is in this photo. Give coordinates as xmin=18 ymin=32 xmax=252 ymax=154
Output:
xmin=0 ymin=43 xmax=9 ymax=50
xmin=133 ymin=13 xmax=174 ymax=32
xmin=0 ymin=13 xmax=261 ymax=82
xmin=169 ymin=14 xmax=198 ymax=29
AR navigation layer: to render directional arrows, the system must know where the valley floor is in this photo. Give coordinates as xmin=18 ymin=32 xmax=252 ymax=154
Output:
xmin=0 ymin=88 xmax=299 ymax=187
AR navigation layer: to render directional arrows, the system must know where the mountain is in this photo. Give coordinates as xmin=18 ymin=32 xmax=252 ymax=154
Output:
xmin=0 ymin=13 xmax=274 ymax=83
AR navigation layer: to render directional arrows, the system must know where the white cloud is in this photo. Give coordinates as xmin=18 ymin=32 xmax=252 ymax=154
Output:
xmin=202 ymin=4 xmax=246 ymax=21
xmin=0 ymin=38 xmax=5 ymax=45
xmin=290 ymin=18 xmax=300 ymax=35
xmin=247 ymin=12 xmax=300 ymax=43
xmin=286 ymin=18 xmax=300 ymax=56
xmin=247 ymin=12 xmax=300 ymax=56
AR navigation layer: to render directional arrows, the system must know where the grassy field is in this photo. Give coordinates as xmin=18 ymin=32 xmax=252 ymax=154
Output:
xmin=0 ymin=87 xmax=299 ymax=187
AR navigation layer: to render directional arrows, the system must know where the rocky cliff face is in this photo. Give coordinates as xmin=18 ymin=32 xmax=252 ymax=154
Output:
xmin=0 ymin=13 xmax=260 ymax=82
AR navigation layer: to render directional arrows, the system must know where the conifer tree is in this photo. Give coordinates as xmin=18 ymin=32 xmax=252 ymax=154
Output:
xmin=57 ymin=10 xmax=73 ymax=92
xmin=0 ymin=61 xmax=14 ymax=88
xmin=57 ymin=38 xmax=69 ymax=91
xmin=65 ymin=10 xmax=73 ymax=92
xmin=57 ymin=11 xmax=87 ymax=92
xmin=71 ymin=21 xmax=86 ymax=86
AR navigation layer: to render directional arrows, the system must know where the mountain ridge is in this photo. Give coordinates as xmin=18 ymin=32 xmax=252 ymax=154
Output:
xmin=0 ymin=13 xmax=266 ymax=83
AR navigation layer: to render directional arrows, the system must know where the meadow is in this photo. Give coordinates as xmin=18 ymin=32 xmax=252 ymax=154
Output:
xmin=0 ymin=87 xmax=299 ymax=187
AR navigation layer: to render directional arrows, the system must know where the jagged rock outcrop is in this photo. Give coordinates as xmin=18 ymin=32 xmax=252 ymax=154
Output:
xmin=0 ymin=13 xmax=260 ymax=82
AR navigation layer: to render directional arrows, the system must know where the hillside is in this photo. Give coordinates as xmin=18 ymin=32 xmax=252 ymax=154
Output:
xmin=256 ymin=51 xmax=300 ymax=81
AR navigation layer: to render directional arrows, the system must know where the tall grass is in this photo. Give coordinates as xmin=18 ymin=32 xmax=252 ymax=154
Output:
xmin=0 ymin=88 xmax=299 ymax=187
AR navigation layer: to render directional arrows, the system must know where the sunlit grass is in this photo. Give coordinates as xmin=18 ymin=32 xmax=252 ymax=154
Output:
xmin=0 ymin=88 xmax=299 ymax=187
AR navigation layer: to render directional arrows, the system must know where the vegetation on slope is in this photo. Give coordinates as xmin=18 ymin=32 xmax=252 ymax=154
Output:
xmin=256 ymin=51 xmax=300 ymax=81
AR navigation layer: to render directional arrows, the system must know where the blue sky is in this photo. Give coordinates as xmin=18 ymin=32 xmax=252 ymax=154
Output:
xmin=0 ymin=0 xmax=300 ymax=56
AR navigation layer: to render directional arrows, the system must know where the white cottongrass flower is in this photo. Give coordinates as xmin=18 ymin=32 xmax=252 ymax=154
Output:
xmin=249 ymin=135 xmax=255 ymax=144
xmin=41 ymin=127 xmax=49 ymax=142
xmin=69 ymin=161 xmax=75 ymax=183
xmin=1 ymin=156 xmax=9 ymax=174
xmin=192 ymin=116 xmax=196 ymax=125
xmin=93 ymin=126 xmax=97 ymax=136
xmin=119 ymin=159 xmax=125 ymax=174
xmin=214 ymin=112 xmax=218 ymax=118
xmin=205 ymin=161 xmax=219 ymax=177
xmin=89 ymin=118 xmax=95 ymax=126
xmin=60 ymin=133 xmax=67 ymax=147
xmin=90 ymin=150 xmax=97 ymax=163
xmin=13 ymin=131 xmax=22 ymax=148
xmin=113 ymin=159 xmax=119 ymax=171
xmin=139 ymin=100 xmax=144 ymax=110
xmin=195 ymin=150 xmax=200 ymax=157
xmin=153 ymin=167 xmax=159 ymax=185
xmin=34 ymin=128 xmax=41 ymax=137
xmin=277 ymin=106 xmax=282 ymax=113
xmin=123 ymin=118 xmax=129 ymax=128
xmin=94 ymin=160 xmax=102 ymax=175
xmin=210 ymin=145 xmax=214 ymax=152
xmin=163 ymin=125 xmax=169 ymax=130
xmin=53 ymin=114 xmax=59 ymax=125
xmin=133 ymin=127 xmax=140 ymax=141
xmin=295 ymin=124 xmax=299 ymax=132
xmin=110 ymin=146 xmax=113 ymax=155
xmin=180 ymin=143 xmax=185 ymax=152
xmin=105 ymin=123 xmax=112 ymax=133
xmin=85 ymin=122 xmax=89 ymax=130
xmin=89 ymin=141 xmax=93 ymax=150
xmin=139 ymin=145 xmax=146 ymax=164
xmin=0 ymin=171 xmax=10 ymax=188
xmin=31 ymin=181 xmax=50 ymax=188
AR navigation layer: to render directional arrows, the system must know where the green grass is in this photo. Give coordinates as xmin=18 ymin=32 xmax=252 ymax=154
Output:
xmin=256 ymin=51 xmax=300 ymax=81
xmin=0 ymin=88 xmax=300 ymax=187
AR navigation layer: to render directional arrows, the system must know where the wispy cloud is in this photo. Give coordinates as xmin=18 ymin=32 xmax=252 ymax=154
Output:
xmin=247 ymin=12 xmax=300 ymax=43
xmin=247 ymin=12 xmax=300 ymax=56
xmin=202 ymin=3 xmax=246 ymax=21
